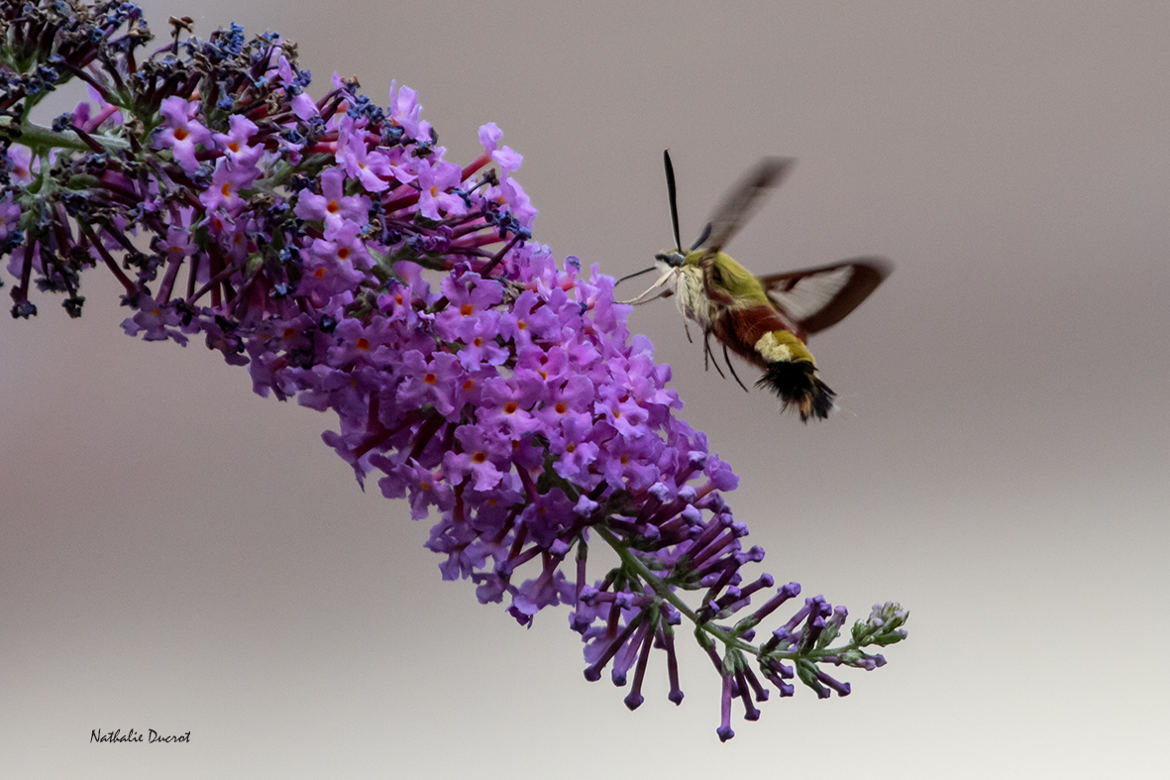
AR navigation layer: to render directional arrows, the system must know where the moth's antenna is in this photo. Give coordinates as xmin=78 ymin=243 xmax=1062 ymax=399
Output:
xmin=664 ymin=149 xmax=682 ymax=251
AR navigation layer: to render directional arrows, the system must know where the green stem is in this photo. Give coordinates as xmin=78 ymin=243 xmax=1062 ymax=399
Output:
xmin=595 ymin=524 xmax=756 ymax=655
xmin=594 ymin=522 xmax=876 ymax=666
xmin=4 ymin=118 xmax=130 ymax=155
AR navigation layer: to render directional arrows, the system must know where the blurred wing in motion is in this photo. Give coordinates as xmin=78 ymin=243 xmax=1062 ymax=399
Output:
xmin=701 ymin=157 xmax=795 ymax=256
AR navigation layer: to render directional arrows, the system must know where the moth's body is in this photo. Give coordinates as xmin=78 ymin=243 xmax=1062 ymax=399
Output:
xmin=645 ymin=247 xmax=829 ymax=419
xmin=619 ymin=151 xmax=890 ymax=422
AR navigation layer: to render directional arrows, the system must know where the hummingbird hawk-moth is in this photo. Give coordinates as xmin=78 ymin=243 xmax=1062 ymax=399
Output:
xmin=619 ymin=151 xmax=890 ymax=421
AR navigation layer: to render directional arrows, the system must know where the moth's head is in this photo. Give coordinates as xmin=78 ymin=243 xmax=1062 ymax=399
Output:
xmin=656 ymin=222 xmax=711 ymax=270
xmin=654 ymin=250 xmax=686 ymax=269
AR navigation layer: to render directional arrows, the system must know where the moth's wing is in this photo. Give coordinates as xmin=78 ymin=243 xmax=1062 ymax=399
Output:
xmin=759 ymin=257 xmax=891 ymax=338
xmin=701 ymin=157 xmax=794 ymax=257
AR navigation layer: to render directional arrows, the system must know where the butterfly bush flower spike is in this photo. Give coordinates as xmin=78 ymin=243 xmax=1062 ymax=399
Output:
xmin=0 ymin=0 xmax=907 ymax=740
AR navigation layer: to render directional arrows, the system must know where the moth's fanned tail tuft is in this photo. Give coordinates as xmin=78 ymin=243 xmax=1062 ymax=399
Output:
xmin=757 ymin=360 xmax=836 ymax=422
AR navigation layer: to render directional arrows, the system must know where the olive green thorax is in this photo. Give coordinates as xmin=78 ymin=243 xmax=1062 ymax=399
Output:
xmin=682 ymin=250 xmax=770 ymax=309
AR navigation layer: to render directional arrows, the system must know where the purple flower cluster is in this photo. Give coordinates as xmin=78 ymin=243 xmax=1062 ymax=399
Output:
xmin=1 ymin=1 xmax=906 ymax=739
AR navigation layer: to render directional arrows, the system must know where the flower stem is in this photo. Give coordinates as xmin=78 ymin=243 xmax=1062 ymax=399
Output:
xmin=595 ymin=524 xmax=756 ymax=655
xmin=595 ymin=523 xmax=883 ymax=666
xmin=3 ymin=118 xmax=129 ymax=155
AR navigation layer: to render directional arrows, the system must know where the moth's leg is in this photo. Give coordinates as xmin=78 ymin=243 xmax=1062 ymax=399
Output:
xmin=722 ymin=341 xmax=749 ymax=393
xmin=703 ymin=329 xmax=727 ymax=379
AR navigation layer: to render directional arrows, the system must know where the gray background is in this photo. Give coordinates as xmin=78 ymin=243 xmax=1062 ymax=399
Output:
xmin=3 ymin=1 xmax=1168 ymax=777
